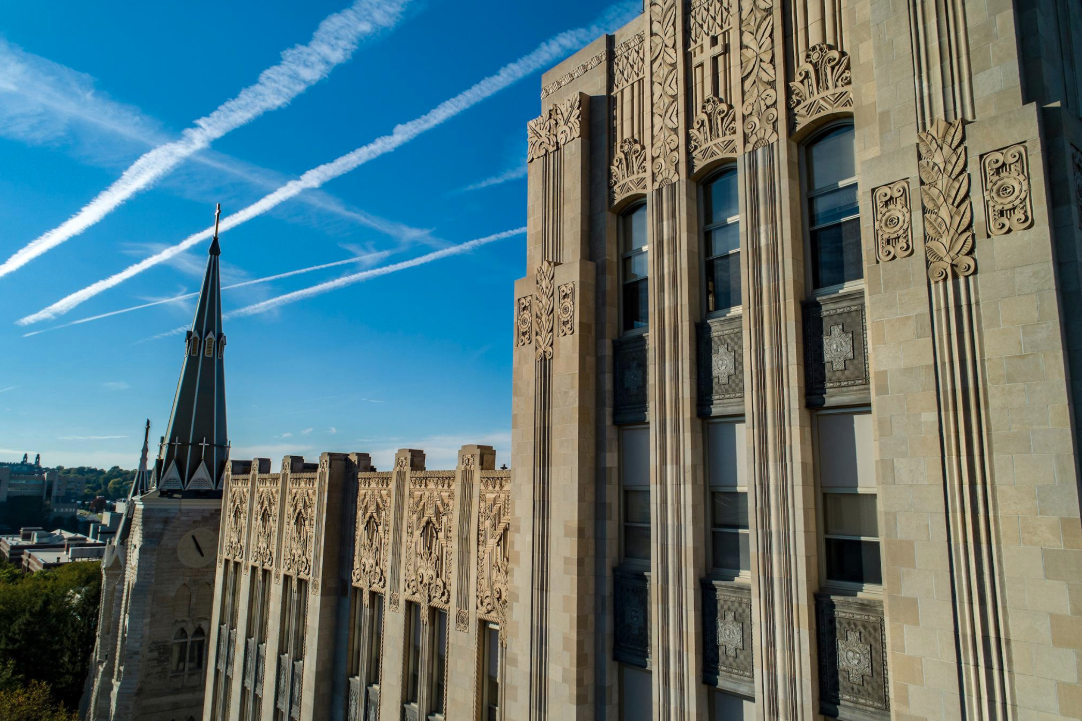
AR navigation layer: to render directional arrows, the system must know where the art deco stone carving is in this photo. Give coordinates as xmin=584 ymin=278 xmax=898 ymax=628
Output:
xmin=816 ymin=595 xmax=889 ymax=719
xmin=282 ymin=474 xmax=317 ymax=580
xmin=515 ymin=296 xmax=532 ymax=348
xmin=823 ymin=324 xmax=854 ymax=372
xmin=351 ymin=473 xmax=391 ymax=598
xmin=788 ymin=43 xmax=852 ymax=130
xmin=557 ymin=282 xmax=575 ymax=337
xmin=477 ymin=472 xmax=511 ymax=643
xmin=739 ymin=0 xmax=778 ymax=149
xmin=540 ymin=50 xmax=606 ymax=100
xmin=717 ymin=610 xmax=743 ymax=658
xmin=649 ymin=0 xmax=681 ymax=186
xmin=613 ymin=32 xmax=645 ymax=91
xmin=872 ymin=180 xmax=913 ymax=262
xmin=403 ymin=472 xmax=455 ymax=616
xmin=223 ymin=481 xmax=248 ymax=562
xmin=688 ymin=0 xmax=731 ymax=44
xmin=804 ymin=293 xmax=869 ymax=406
xmin=697 ymin=319 xmax=743 ymax=415
xmin=534 ymin=261 xmax=555 ymax=360
xmin=689 ymin=97 xmax=738 ymax=170
xmin=610 ymin=137 xmax=648 ymax=200
xmin=526 ymin=96 xmax=582 ymax=162
xmin=701 ymin=582 xmax=754 ymax=694
xmin=981 ymin=143 xmax=1033 ymax=236
xmin=252 ymin=476 xmax=279 ymax=570
xmin=917 ymin=118 xmax=975 ymax=281
xmin=614 ymin=569 xmax=649 ymax=668
xmin=614 ymin=333 xmax=648 ymax=424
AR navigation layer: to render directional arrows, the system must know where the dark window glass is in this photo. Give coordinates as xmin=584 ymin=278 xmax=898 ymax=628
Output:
xmin=624 ymin=490 xmax=651 ymax=561
xmin=189 ymin=628 xmax=205 ymax=672
xmin=711 ymin=491 xmax=749 ymax=572
xmin=406 ymin=603 xmax=421 ymax=702
xmin=703 ymin=170 xmax=741 ymax=312
xmin=621 ymin=204 xmax=649 ymax=331
xmin=806 ymin=125 xmax=860 ymax=290
xmin=824 ymin=538 xmax=882 ymax=585
xmin=483 ymin=624 xmax=499 ymax=721
xmin=171 ymin=630 xmax=188 ymax=674
xmin=367 ymin=594 xmax=383 ymax=686
xmin=431 ymin=610 xmax=447 ymax=713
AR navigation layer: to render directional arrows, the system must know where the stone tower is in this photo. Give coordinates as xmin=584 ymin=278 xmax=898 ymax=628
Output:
xmin=84 ymin=209 xmax=229 ymax=721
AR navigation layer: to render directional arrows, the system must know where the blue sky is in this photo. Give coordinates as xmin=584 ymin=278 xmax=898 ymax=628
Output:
xmin=0 ymin=0 xmax=636 ymax=470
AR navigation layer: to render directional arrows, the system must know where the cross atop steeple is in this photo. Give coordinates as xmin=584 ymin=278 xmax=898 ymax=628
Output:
xmin=209 ymin=203 xmax=222 ymax=257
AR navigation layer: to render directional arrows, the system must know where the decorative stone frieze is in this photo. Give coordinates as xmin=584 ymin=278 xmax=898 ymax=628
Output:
xmin=739 ymin=0 xmax=778 ymax=149
xmin=803 ymin=292 xmax=869 ymax=407
xmin=689 ymin=96 xmax=738 ymax=171
xmin=688 ymin=0 xmax=731 ymax=44
xmin=403 ymin=472 xmax=455 ymax=616
xmin=223 ymin=480 xmax=248 ymax=563
xmin=540 ymin=50 xmax=606 ymax=100
xmin=701 ymin=581 xmax=754 ymax=696
xmin=613 ymin=32 xmax=645 ymax=92
xmin=526 ymin=95 xmax=582 ymax=162
xmin=611 ymin=137 xmax=649 ymax=201
xmin=917 ymin=118 xmax=975 ymax=281
xmin=816 ymin=594 xmax=889 ymax=721
xmin=351 ymin=472 xmax=392 ymax=599
xmin=515 ymin=296 xmax=533 ymax=348
xmin=251 ymin=475 xmax=279 ymax=571
xmin=557 ymin=282 xmax=575 ymax=337
xmin=649 ymin=0 xmax=681 ymax=187
xmin=981 ymin=143 xmax=1033 ymax=236
xmin=697 ymin=317 xmax=743 ymax=416
xmin=477 ymin=471 xmax=511 ymax=643
xmin=614 ymin=333 xmax=648 ymax=424
xmin=281 ymin=474 xmax=317 ymax=580
xmin=613 ymin=569 xmax=649 ymax=668
xmin=872 ymin=179 xmax=913 ymax=262
xmin=788 ymin=43 xmax=853 ymax=130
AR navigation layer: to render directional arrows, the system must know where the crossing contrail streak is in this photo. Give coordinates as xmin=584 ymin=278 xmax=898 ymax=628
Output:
xmin=21 ymin=250 xmax=392 ymax=337
xmin=18 ymin=1 xmax=637 ymax=327
xmin=0 ymin=0 xmax=408 ymax=278
xmin=146 ymin=228 xmax=525 ymax=341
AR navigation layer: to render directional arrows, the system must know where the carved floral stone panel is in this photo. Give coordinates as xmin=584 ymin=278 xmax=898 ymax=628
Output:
xmin=697 ymin=317 xmax=743 ymax=416
xmin=614 ymin=569 xmax=649 ymax=668
xmin=981 ymin=143 xmax=1033 ymax=236
xmin=689 ymin=97 xmax=738 ymax=172
xmin=403 ymin=472 xmax=455 ymax=615
xmin=534 ymin=261 xmax=555 ymax=360
xmin=351 ymin=473 xmax=392 ymax=599
xmin=917 ymin=118 xmax=975 ymax=282
xmin=614 ymin=333 xmax=649 ymax=424
xmin=526 ymin=95 xmax=582 ymax=162
xmin=816 ymin=594 xmax=889 ymax=720
xmin=739 ymin=0 xmax=779 ymax=149
xmin=804 ymin=292 xmax=869 ymax=406
xmin=872 ymin=180 xmax=913 ymax=263
xmin=281 ymin=474 xmax=317 ymax=580
xmin=649 ymin=0 xmax=681 ymax=187
xmin=223 ymin=479 xmax=249 ymax=563
xmin=252 ymin=475 xmax=280 ymax=571
xmin=611 ymin=137 xmax=649 ymax=202
xmin=477 ymin=471 xmax=511 ymax=643
xmin=701 ymin=581 xmax=754 ymax=695
xmin=788 ymin=43 xmax=852 ymax=130
xmin=557 ymin=282 xmax=576 ymax=337
xmin=515 ymin=296 xmax=533 ymax=348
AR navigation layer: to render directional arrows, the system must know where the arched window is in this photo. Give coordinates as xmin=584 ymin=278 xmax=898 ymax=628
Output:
xmin=171 ymin=629 xmax=188 ymax=674
xmin=188 ymin=627 xmax=206 ymax=673
xmin=190 ymin=333 xmax=200 ymax=357
xmin=804 ymin=123 xmax=860 ymax=290
xmin=204 ymin=334 xmax=214 ymax=358
xmin=620 ymin=203 xmax=649 ymax=332
xmin=195 ymin=582 xmax=213 ymax=619
xmin=702 ymin=168 xmax=741 ymax=313
xmin=172 ymin=584 xmax=191 ymax=620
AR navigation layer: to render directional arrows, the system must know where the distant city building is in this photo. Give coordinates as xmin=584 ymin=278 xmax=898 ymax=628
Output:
xmin=84 ymin=214 xmax=228 ymax=721
xmin=0 ymin=526 xmax=103 ymax=571
xmin=0 ymin=455 xmax=86 ymax=525
xmin=23 ymin=541 xmax=106 ymax=573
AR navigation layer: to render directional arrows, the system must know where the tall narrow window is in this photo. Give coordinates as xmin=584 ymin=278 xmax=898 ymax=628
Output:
xmin=172 ymin=629 xmax=189 ymax=674
xmin=189 ymin=627 xmax=206 ymax=676
xmin=620 ymin=427 xmax=650 ymax=563
xmin=805 ymin=124 xmax=860 ymax=290
xmin=620 ymin=203 xmax=649 ymax=332
xmin=479 ymin=624 xmax=500 ymax=721
xmin=619 ymin=665 xmax=652 ymax=721
xmin=706 ymin=420 xmax=749 ymax=574
xmin=430 ymin=609 xmax=448 ymax=716
xmin=366 ymin=594 xmax=384 ymax=687
xmin=816 ymin=412 xmax=881 ymax=587
xmin=702 ymin=169 xmax=741 ymax=313
xmin=405 ymin=603 xmax=422 ymax=704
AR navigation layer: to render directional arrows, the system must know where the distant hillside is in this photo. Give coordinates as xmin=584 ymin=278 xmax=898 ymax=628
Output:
xmin=56 ymin=466 xmax=135 ymax=500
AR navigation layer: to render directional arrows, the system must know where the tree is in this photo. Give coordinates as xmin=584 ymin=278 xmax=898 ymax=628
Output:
xmin=0 ymin=681 xmax=79 ymax=721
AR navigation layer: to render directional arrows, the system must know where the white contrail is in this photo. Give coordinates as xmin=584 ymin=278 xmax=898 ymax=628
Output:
xmin=147 ymin=228 xmax=524 ymax=341
xmin=0 ymin=0 xmax=408 ymax=279
xmin=22 ymin=250 xmax=392 ymax=337
xmin=457 ymin=162 xmax=528 ymax=193
xmin=19 ymin=1 xmax=636 ymax=327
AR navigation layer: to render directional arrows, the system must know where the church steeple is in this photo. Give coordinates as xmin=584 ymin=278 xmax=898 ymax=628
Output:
xmin=151 ymin=204 xmax=229 ymax=496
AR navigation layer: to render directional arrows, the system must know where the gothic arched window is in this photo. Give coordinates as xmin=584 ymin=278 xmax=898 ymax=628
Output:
xmin=171 ymin=629 xmax=188 ymax=674
xmin=173 ymin=584 xmax=191 ymax=620
xmin=188 ymin=627 xmax=206 ymax=673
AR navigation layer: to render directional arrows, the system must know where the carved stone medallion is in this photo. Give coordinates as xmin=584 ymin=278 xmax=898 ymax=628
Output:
xmin=872 ymin=180 xmax=913 ymax=262
xmin=717 ymin=609 xmax=743 ymax=658
xmin=838 ymin=629 xmax=872 ymax=685
xmin=515 ymin=296 xmax=533 ymax=348
xmin=823 ymin=324 xmax=854 ymax=372
xmin=981 ymin=143 xmax=1033 ymax=236
xmin=558 ymin=282 xmax=575 ymax=337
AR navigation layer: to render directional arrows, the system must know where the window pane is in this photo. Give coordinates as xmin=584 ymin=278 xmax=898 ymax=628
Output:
xmin=824 ymin=493 xmax=879 ymax=537
xmin=704 ymin=171 xmax=738 ymax=226
xmin=622 ymin=205 xmax=648 ymax=253
xmin=620 ymin=666 xmax=653 ymax=721
xmin=810 ymin=217 xmax=863 ymax=289
xmin=713 ymin=691 xmax=755 ymax=720
xmin=707 ymin=422 xmax=746 ymax=487
xmin=809 ymin=185 xmax=858 ymax=227
xmin=706 ymin=252 xmax=741 ymax=311
xmin=625 ymin=490 xmax=651 ymax=524
xmin=825 ymin=538 xmax=882 ymax=585
xmin=623 ymin=252 xmax=649 ymax=282
xmin=432 ymin=610 xmax=447 ymax=713
xmin=806 ymin=125 xmax=855 ymax=192
xmin=624 ymin=525 xmax=651 ymax=561
xmin=367 ymin=595 xmax=383 ymax=685
xmin=406 ymin=604 xmax=421 ymax=702
xmin=819 ymin=414 xmax=875 ymax=489
xmin=620 ymin=428 xmax=650 ymax=488
xmin=711 ymin=491 xmax=748 ymax=529
xmin=623 ymin=278 xmax=649 ymax=331
xmin=712 ymin=530 xmax=749 ymax=572
xmin=706 ymin=223 xmax=740 ymax=258
xmin=485 ymin=624 xmax=500 ymax=716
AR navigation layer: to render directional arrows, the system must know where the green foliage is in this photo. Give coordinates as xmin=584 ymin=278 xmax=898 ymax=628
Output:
xmin=0 ymin=560 xmax=101 ymax=712
xmin=0 ymin=680 xmax=79 ymax=721
xmin=56 ymin=465 xmax=134 ymax=501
